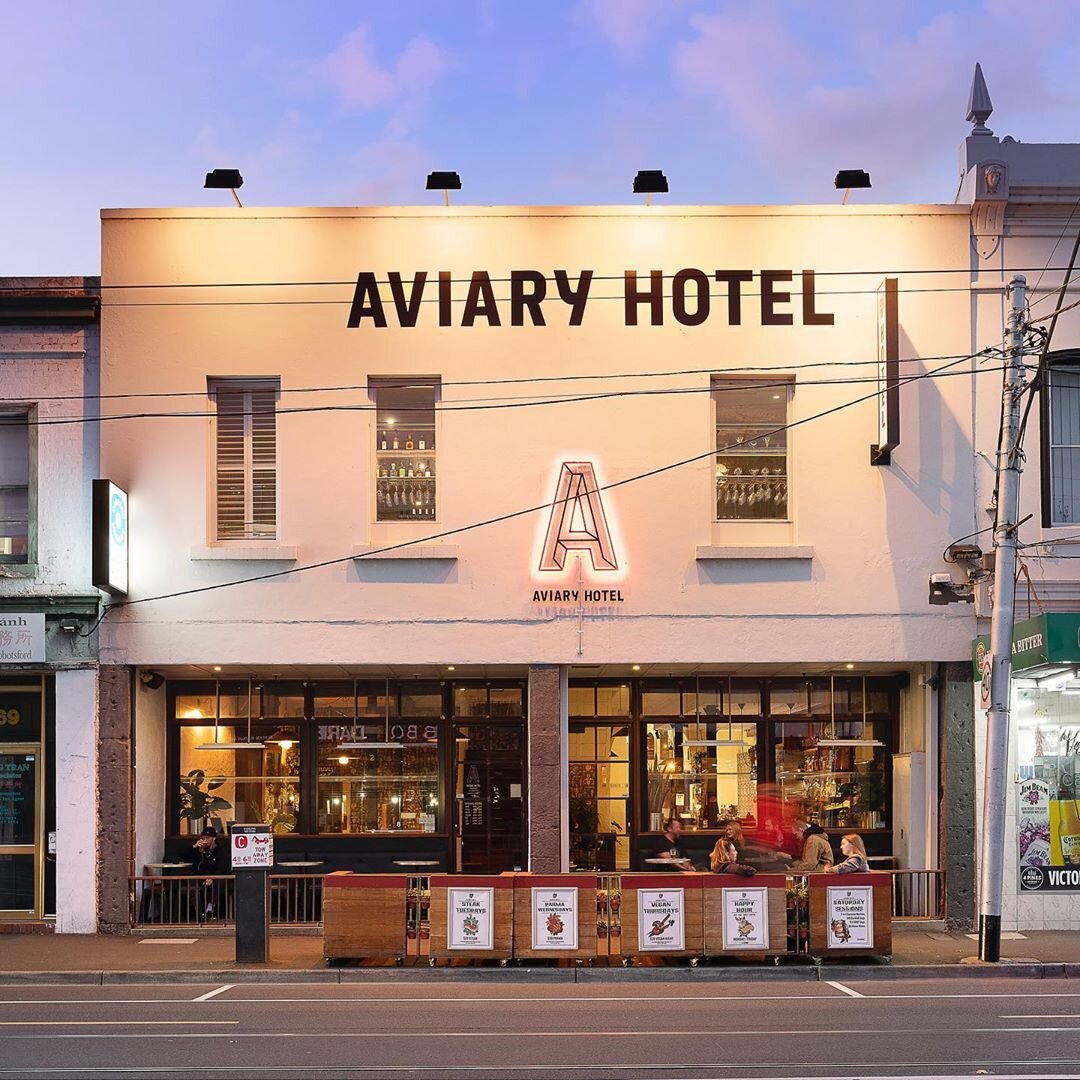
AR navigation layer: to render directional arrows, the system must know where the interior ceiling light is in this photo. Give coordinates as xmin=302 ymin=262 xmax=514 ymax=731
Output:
xmin=196 ymin=679 xmax=265 ymax=751
xmin=339 ymin=677 xmax=403 ymax=749
xmin=817 ymin=739 xmax=884 ymax=748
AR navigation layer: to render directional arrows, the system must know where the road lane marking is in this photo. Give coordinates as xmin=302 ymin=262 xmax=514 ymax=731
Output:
xmin=192 ymin=984 xmax=234 ymax=1002
xmin=824 ymin=981 xmax=863 ymax=998
xmin=0 ymin=1021 xmax=239 ymax=1027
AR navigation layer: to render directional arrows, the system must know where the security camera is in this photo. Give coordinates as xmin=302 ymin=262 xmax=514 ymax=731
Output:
xmin=139 ymin=670 xmax=165 ymax=690
xmin=929 ymin=574 xmax=974 ymax=605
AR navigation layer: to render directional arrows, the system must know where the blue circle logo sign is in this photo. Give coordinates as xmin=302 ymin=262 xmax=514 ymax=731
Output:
xmin=110 ymin=492 xmax=126 ymax=546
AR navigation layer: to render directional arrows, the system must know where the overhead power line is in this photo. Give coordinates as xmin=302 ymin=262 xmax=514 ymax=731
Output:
xmin=81 ymin=348 xmax=994 ymax=635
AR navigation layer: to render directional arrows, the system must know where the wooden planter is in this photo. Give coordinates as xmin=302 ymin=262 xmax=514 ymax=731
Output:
xmin=322 ymin=873 xmax=408 ymax=962
xmin=703 ymin=873 xmax=789 ymax=957
xmin=618 ymin=873 xmax=704 ymax=959
xmin=511 ymin=874 xmax=598 ymax=961
xmin=808 ymin=872 xmax=892 ymax=959
xmin=428 ymin=874 xmax=513 ymax=960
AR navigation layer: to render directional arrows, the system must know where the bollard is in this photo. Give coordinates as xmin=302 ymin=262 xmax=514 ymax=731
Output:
xmin=229 ymin=823 xmax=273 ymax=964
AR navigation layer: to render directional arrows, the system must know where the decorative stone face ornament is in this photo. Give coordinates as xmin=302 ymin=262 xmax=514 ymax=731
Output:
xmin=983 ymin=164 xmax=1004 ymax=195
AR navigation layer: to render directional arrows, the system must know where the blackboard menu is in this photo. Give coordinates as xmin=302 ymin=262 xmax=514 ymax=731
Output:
xmin=0 ymin=753 xmax=35 ymax=845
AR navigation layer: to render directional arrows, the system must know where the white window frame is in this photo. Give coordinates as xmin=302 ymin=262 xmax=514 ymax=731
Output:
xmin=207 ymin=378 xmax=280 ymax=543
xmin=369 ymin=376 xmax=441 ymax=525
xmin=1043 ymin=354 xmax=1080 ymax=528
xmin=711 ymin=375 xmax=794 ymax=524
xmin=0 ymin=406 xmax=35 ymax=566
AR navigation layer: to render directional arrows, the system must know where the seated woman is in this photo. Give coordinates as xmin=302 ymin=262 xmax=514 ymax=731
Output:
xmin=790 ymin=820 xmax=834 ymax=872
xmin=824 ymin=833 xmax=869 ymax=874
xmin=708 ymin=835 xmax=755 ymax=876
xmin=721 ymin=819 xmax=791 ymax=872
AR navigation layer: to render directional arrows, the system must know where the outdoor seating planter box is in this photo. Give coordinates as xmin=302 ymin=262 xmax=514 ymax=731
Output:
xmin=703 ymin=873 xmax=789 ymax=957
xmin=428 ymin=874 xmax=513 ymax=960
xmin=510 ymin=873 xmax=598 ymax=960
xmin=808 ymin=872 xmax=892 ymax=959
xmin=322 ymin=873 xmax=409 ymax=961
xmin=618 ymin=873 xmax=704 ymax=958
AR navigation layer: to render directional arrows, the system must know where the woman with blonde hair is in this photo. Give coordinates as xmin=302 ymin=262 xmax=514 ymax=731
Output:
xmin=824 ymin=833 xmax=869 ymax=874
xmin=708 ymin=835 xmax=754 ymax=876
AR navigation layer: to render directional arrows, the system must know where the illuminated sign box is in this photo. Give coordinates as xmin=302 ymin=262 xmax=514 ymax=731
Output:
xmin=92 ymin=479 xmax=128 ymax=596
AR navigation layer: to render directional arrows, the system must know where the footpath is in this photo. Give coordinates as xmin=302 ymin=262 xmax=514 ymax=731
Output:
xmin=2 ymin=929 xmax=1080 ymax=983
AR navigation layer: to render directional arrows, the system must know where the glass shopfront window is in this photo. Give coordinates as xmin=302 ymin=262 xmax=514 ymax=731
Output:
xmin=569 ymin=723 xmax=631 ymax=870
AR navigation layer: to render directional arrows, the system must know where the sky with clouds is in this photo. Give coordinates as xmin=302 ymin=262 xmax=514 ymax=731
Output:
xmin=2 ymin=0 xmax=1079 ymax=275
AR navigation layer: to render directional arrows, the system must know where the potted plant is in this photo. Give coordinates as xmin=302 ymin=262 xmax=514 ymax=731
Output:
xmin=179 ymin=769 xmax=231 ymax=834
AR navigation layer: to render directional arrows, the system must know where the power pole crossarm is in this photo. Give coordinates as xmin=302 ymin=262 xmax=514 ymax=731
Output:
xmin=979 ymin=273 xmax=1027 ymax=962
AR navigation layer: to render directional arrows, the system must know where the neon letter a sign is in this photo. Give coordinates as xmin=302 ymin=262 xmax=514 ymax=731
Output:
xmin=539 ymin=462 xmax=618 ymax=572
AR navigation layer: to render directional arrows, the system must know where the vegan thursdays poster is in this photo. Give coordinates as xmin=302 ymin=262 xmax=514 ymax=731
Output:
xmin=637 ymin=888 xmax=684 ymax=951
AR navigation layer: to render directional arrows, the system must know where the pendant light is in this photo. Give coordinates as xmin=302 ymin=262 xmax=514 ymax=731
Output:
xmin=340 ymin=677 xmax=403 ymax=750
xmin=684 ymin=675 xmax=744 ymax=746
xmin=195 ymin=679 xmax=266 ymax=751
xmin=816 ymin=674 xmax=883 ymax=747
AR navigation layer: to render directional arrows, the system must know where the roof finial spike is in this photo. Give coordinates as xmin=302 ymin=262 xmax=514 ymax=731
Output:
xmin=967 ymin=62 xmax=993 ymax=134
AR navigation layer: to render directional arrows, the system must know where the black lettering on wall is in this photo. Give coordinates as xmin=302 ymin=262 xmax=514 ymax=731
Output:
xmin=438 ymin=271 xmax=453 ymax=327
xmin=387 ymin=272 xmax=428 ymax=327
xmin=760 ymin=270 xmax=793 ymax=326
xmin=801 ymin=269 xmax=834 ymax=325
xmin=672 ymin=268 xmax=710 ymax=326
xmin=624 ymin=270 xmax=664 ymax=326
xmin=462 ymin=271 xmax=501 ymax=326
xmin=714 ymin=271 xmax=753 ymax=325
xmin=347 ymin=272 xmax=387 ymax=328
xmin=555 ymin=270 xmax=593 ymax=326
xmin=511 ymin=270 xmax=547 ymax=326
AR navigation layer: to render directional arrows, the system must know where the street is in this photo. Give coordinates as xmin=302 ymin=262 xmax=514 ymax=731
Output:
xmin=0 ymin=976 xmax=1078 ymax=1079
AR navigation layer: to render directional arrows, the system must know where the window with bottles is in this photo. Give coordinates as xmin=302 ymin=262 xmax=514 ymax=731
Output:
xmin=569 ymin=723 xmax=630 ymax=870
xmin=175 ymin=686 xmax=300 ymax=835
xmin=713 ymin=378 xmax=791 ymax=521
xmin=642 ymin=679 xmax=760 ymax=833
xmin=771 ymin=677 xmax=890 ymax=832
xmin=373 ymin=379 xmax=438 ymax=522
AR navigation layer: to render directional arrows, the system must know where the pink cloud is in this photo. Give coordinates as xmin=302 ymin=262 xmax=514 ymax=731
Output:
xmin=576 ymin=0 xmax=688 ymax=59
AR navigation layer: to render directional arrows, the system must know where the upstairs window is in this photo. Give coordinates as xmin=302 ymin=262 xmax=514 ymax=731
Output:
xmin=713 ymin=378 xmax=792 ymax=521
xmin=372 ymin=378 xmax=438 ymax=522
xmin=0 ymin=411 xmax=30 ymax=563
xmin=1044 ymin=351 xmax=1080 ymax=526
xmin=209 ymin=379 xmax=279 ymax=541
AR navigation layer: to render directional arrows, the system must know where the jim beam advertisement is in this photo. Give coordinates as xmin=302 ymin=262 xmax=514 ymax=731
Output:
xmin=532 ymin=888 xmax=578 ymax=950
xmin=447 ymin=887 xmax=494 ymax=950
xmin=637 ymin=888 xmax=684 ymax=952
xmin=825 ymin=885 xmax=874 ymax=950
xmin=722 ymin=887 xmax=770 ymax=951
xmin=1020 ymin=765 xmax=1080 ymax=893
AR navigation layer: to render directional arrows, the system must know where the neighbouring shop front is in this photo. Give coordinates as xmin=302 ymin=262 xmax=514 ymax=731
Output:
xmin=974 ymin=613 xmax=1080 ymax=926
xmin=161 ymin=672 xmax=905 ymax=878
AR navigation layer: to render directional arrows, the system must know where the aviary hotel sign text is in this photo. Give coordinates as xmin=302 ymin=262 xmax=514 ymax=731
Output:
xmin=347 ymin=269 xmax=835 ymax=328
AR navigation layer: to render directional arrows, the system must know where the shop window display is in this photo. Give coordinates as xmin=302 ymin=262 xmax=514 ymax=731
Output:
xmin=569 ymin=723 xmax=630 ymax=870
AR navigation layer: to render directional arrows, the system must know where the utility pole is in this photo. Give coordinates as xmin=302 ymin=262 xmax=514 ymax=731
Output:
xmin=979 ymin=274 xmax=1027 ymax=962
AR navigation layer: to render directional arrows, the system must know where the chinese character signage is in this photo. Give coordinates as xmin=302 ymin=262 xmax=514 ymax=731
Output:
xmin=637 ymin=888 xmax=684 ymax=951
xmin=722 ymin=887 xmax=770 ymax=951
xmin=229 ymin=823 xmax=274 ymax=869
xmin=826 ymin=886 xmax=874 ymax=949
xmin=531 ymin=888 xmax=578 ymax=950
xmin=0 ymin=613 xmax=45 ymax=664
xmin=448 ymin=887 xmax=493 ymax=950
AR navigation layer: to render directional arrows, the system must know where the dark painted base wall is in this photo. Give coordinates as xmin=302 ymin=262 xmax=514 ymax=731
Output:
xmin=940 ymin=661 xmax=976 ymax=929
xmin=97 ymin=665 xmax=132 ymax=933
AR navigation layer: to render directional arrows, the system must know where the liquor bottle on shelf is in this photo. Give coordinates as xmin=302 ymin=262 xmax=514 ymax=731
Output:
xmin=380 ymin=432 xmax=388 ymax=451
xmin=405 ymin=433 xmax=414 ymax=450
xmin=392 ymin=433 xmax=400 ymax=450
xmin=407 ymin=463 xmax=414 ymax=478
xmin=398 ymin=463 xmax=406 ymax=478
xmin=418 ymin=436 xmax=426 ymax=450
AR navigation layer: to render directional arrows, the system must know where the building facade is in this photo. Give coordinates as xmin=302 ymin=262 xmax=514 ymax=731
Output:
xmin=0 ymin=278 xmax=101 ymax=932
xmin=94 ymin=199 xmax=979 ymax=928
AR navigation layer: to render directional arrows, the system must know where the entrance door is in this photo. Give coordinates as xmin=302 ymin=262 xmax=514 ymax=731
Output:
xmin=453 ymin=724 xmax=525 ymax=873
xmin=0 ymin=747 xmax=40 ymax=917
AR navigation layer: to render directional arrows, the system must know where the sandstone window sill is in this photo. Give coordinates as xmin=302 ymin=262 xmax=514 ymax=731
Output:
xmin=0 ymin=563 xmax=38 ymax=579
xmin=696 ymin=545 xmax=814 ymax=561
xmin=190 ymin=544 xmax=297 ymax=562
xmin=352 ymin=544 xmax=459 ymax=561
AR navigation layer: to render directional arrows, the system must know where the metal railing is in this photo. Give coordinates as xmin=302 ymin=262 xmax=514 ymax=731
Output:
xmin=890 ymin=869 xmax=946 ymax=920
xmin=131 ymin=874 xmax=323 ymax=927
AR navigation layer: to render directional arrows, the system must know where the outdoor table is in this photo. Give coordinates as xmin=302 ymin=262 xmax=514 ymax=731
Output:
xmin=276 ymin=860 xmax=324 ymax=868
xmin=428 ymin=874 xmax=513 ymax=961
xmin=393 ymin=860 xmax=440 ymax=867
xmin=643 ymin=857 xmax=693 ymax=871
xmin=703 ymin=873 xmax=789 ymax=957
xmin=619 ymin=872 xmax=704 ymax=960
xmin=808 ymin=872 xmax=892 ymax=959
xmin=323 ymin=872 xmax=409 ymax=962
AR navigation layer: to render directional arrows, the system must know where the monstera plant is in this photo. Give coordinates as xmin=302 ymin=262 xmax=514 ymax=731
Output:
xmin=179 ymin=769 xmax=231 ymax=832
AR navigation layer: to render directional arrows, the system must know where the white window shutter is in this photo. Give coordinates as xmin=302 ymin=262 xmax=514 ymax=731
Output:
xmin=212 ymin=382 xmax=277 ymax=540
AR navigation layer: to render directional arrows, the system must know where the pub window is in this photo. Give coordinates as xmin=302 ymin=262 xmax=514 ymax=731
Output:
xmin=713 ymin=377 xmax=792 ymax=521
xmin=569 ymin=723 xmax=630 ymax=870
xmin=0 ymin=410 xmax=31 ymax=564
xmin=1043 ymin=351 xmax=1080 ymax=525
xmin=175 ymin=684 xmax=299 ymax=835
xmin=209 ymin=378 xmax=279 ymax=541
xmin=372 ymin=378 xmax=439 ymax=522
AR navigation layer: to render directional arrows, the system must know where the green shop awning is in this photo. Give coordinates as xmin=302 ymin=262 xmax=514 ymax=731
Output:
xmin=972 ymin=612 xmax=1080 ymax=677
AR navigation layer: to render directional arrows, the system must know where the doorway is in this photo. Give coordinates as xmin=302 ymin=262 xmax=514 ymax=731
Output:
xmin=0 ymin=746 xmax=41 ymax=917
xmin=453 ymin=724 xmax=525 ymax=873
